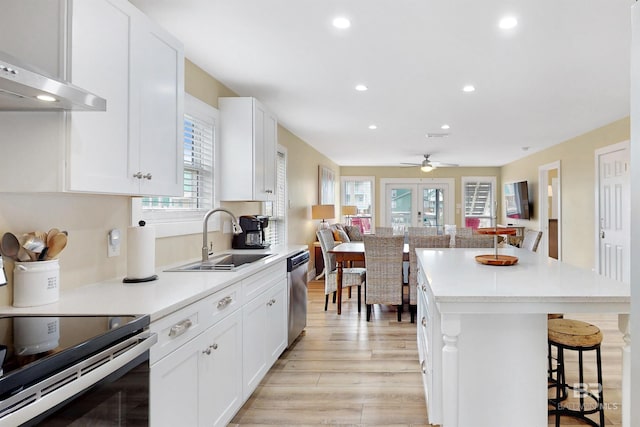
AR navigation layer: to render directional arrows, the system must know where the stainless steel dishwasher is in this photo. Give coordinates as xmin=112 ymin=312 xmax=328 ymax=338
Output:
xmin=287 ymin=250 xmax=309 ymax=346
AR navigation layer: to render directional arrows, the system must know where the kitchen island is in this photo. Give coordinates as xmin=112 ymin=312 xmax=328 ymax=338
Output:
xmin=415 ymin=247 xmax=630 ymax=427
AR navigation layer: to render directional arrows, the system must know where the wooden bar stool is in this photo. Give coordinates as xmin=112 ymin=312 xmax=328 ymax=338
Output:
xmin=547 ymin=318 xmax=605 ymax=427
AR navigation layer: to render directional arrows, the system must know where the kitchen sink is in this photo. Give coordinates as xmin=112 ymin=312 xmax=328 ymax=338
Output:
xmin=166 ymin=253 xmax=275 ymax=272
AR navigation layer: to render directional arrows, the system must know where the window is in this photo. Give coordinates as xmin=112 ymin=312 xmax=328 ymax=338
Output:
xmin=341 ymin=176 xmax=375 ymax=233
xmin=263 ymin=148 xmax=287 ymax=246
xmin=461 ymin=176 xmax=496 ymax=229
xmin=133 ymin=94 xmax=218 ymax=237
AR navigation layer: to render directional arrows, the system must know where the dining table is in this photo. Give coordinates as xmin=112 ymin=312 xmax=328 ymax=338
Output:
xmin=328 ymin=241 xmax=409 ymax=315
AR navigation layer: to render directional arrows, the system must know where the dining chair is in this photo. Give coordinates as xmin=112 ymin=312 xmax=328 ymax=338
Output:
xmin=522 ymin=230 xmax=543 ymax=252
xmin=407 ymin=227 xmax=437 ymax=236
xmin=316 ymin=229 xmax=366 ymax=312
xmin=454 ymin=235 xmax=495 ymax=248
xmin=456 ymin=227 xmax=473 ymax=237
xmin=363 ymin=234 xmax=405 ymax=321
xmin=407 ymin=235 xmax=451 ymax=322
xmin=374 ymin=226 xmax=394 ymax=236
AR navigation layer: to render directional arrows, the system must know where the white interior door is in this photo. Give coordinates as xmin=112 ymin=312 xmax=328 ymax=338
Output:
xmin=596 ymin=141 xmax=630 ymax=282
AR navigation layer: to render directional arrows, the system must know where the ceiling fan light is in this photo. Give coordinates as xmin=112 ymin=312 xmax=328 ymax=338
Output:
xmin=420 ymin=161 xmax=434 ymax=173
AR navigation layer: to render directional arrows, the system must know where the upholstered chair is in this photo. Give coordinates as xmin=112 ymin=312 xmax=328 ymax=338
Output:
xmin=316 ymin=229 xmax=365 ymax=312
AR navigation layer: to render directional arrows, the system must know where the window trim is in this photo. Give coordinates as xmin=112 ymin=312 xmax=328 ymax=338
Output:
xmin=460 ymin=176 xmax=497 ymax=228
xmin=340 ymin=175 xmax=376 ymax=229
xmin=263 ymin=145 xmax=288 ymax=246
xmin=131 ymin=94 xmax=220 ymax=237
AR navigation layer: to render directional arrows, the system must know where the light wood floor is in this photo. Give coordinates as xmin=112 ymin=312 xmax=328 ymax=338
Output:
xmin=229 ymin=280 xmax=624 ymax=426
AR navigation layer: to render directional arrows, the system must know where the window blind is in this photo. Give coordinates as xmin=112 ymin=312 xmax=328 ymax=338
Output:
xmin=142 ymin=112 xmax=214 ymax=212
xmin=265 ymin=150 xmax=286 ymax=246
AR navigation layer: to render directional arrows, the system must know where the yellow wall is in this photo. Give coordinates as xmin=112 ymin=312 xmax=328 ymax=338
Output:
xmin=339 ymin=166 xmax=502 ymax=228
xmin=501 ymin=116 xmax=629 ymax=269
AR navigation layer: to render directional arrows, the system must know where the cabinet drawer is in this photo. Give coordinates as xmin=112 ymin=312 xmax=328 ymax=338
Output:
xmin=150 ymin=283 xmax=243 ymax=364
xmin=242 ymin=261 xmax=286 ymax=301
xmin=199 ymin=282 xmax=242 ymax=330
xmin=150 ymin=303 xmax=202 ymax=364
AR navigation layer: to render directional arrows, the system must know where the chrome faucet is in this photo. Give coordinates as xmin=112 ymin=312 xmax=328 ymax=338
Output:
xmin=202 ymin=208 xmax=243 ymax=262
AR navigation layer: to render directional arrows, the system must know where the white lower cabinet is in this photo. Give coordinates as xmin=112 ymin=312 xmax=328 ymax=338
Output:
xmin=150 ymin=309 xmax=242 ymax=427
xmin=149 ymin=260 xmax=288 ymax=425
xmin=242 ymin=278 xmax=287 ymax=399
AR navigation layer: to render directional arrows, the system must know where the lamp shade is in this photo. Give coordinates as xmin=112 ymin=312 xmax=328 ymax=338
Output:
xmin=312 ymin=204 xmax=335 ymax=220
xmin=341 ymin=205 xmax=357 ymax=216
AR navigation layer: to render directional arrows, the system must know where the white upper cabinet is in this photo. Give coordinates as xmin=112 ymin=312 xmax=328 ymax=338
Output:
xmin=0 ymin=0 xmax=184 ymax=196
xmin=219 ymin=97 xmax=277 ymax=201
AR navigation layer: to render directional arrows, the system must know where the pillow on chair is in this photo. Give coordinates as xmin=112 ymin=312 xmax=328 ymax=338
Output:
xmin=333 ymin=228 xmax=350 ymax=242
xmin=345 ymin=225 xmax=363 ymax=241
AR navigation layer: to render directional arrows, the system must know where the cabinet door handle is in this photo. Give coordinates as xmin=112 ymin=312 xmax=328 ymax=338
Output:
xmin=267 ymin=298 xmax=276 ymax=307
xmin=420 ymin=360 xmax=426 ymax=374
xmin=421 ymin=317 xmax=427 ymax=327
xmin=202 ymin=343 xmax=218 ymax=356
xmin=133 ymin=172 xmax=143 ymax=179
xmin=217 ymin=296 xmax=233 ymax=309
xmin=143 ymin=173 xmax=152 ymax=180
xmin=168 ymin=318 xmax=193 ymax=338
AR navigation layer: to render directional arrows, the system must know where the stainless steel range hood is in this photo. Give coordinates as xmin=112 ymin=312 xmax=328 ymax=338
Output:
xmin=0 ymin=51 xmax=106 ymax=111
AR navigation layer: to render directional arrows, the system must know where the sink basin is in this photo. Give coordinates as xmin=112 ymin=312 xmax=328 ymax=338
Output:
xmin=166 ymin=253 xmax=275 ymax=272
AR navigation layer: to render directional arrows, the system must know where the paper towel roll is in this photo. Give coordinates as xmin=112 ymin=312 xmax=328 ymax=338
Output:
xmin=126 ymin=223 xmax=156 ymax=281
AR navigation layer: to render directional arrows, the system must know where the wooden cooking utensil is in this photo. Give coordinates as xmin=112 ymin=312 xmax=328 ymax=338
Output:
xmin=46 ymin=228 xmax=60 ymax=247
xmin=46 ymin=233 xmax=67 ymax=260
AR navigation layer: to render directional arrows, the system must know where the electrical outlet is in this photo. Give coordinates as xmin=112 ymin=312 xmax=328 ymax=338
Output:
xmin=107 ymin=229 xmax=121 ymax=257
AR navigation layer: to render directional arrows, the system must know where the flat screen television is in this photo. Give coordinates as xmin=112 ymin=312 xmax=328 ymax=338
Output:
xmin=504 ymin=181 xmax=531 ymax=220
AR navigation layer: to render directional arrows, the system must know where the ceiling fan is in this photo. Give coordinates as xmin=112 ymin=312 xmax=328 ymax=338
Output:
xmin=401 ymin=154 xmax=459 ymax=172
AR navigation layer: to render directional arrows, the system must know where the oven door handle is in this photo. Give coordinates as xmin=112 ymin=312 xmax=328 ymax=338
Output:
xmin=0 ymin=330 xmax=157 ymax=427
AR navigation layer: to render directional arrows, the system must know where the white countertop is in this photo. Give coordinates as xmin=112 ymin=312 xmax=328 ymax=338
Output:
xmin=0 ymin=245 xmax=308 ymax=321
xmin=416 ymin=246 xmax=630 ymax=313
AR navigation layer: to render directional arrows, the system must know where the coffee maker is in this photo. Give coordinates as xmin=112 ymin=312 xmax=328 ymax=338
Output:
xmin=232 ymin=215 xmax=270 ymax=249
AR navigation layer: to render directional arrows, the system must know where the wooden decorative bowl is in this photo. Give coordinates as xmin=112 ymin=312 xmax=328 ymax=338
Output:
xmin=475 ymin=254 xmax=519 ymax=266
xmin=476 ymin=227 xmax=517 ymax=235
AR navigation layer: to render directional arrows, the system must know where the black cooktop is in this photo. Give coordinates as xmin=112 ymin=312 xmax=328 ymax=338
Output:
xmin=0 ymin=314 xmax=148 ymax=399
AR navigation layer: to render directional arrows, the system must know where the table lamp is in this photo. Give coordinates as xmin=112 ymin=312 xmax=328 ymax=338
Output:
xmin=312 ymin=204 xmax=335 ymax=230
xmin=341 ymin=205 xmax=357 ymax=225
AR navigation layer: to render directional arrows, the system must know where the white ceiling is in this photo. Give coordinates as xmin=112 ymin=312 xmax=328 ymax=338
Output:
xmin=131 ymin=0 xmax=633 ymax=168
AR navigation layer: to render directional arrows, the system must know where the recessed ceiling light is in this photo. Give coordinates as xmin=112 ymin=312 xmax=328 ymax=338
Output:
xmin=355 ymin=84 xmax=368 ymax=91
xmin=462 ymin=85 xmax=475 ymax=93
xmin=441 ymin=124 xmax=450 ymax=130
xmin=499 ymin=16 xmax=518 ymax=30
xmin=332 ymin=16 xmax=351 ymax=29
xmin=368 ymin=124 xmax=377 ymax=130
xmin=36 ymin=94 xmax=57 ymax=102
